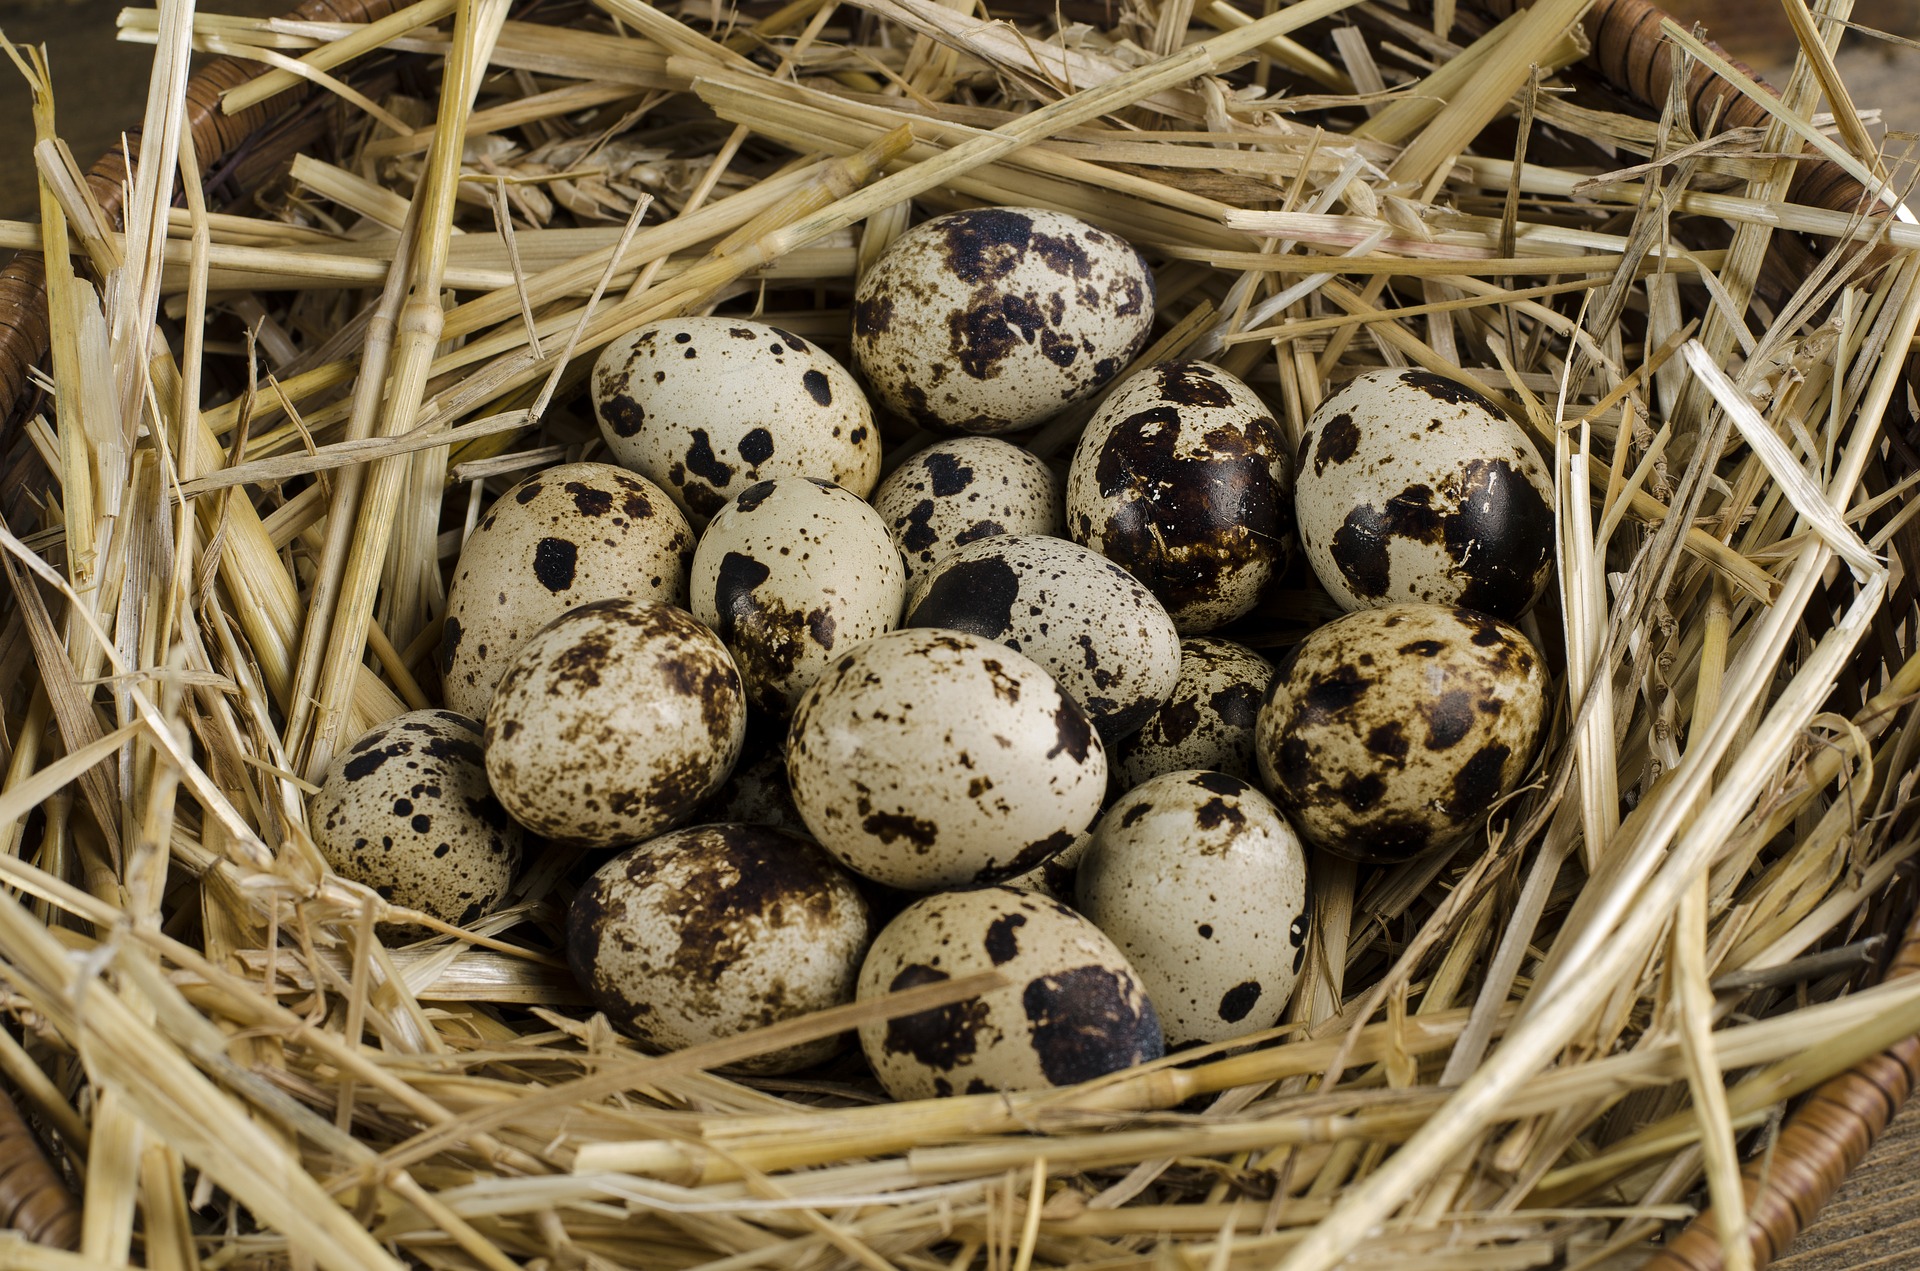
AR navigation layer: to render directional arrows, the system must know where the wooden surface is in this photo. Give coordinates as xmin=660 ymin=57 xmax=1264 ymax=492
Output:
xmin=1774 ymin=1100 xmax=1920 ymax=1271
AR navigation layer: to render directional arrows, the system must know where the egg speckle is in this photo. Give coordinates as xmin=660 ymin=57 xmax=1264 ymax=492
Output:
xmin=852 ymin=207 xmax=1154 ymax=434
xmin=1076 ymin=770 xmax=1307 ymax=1045
xmin=1294 ymin=369 xmax=1555 ymax=619
xmin=904 ymin=534 xmax=1180 ymax=743
xmin=568 ymin=823 xmax=870 ymax=1072
xmin=441 ymin=463 xmax=694 ymax=720
xmin=312 ymin=710 xmax=521 ymax=927
xmin=856 ymin=886 xmax=1162 ymax=1099
xmin=1255 ymin=603 xmax=1546 ymax=860
xmin=1111 ymin=638 xmax=1275 ymax=790
xmin=787 ymin=628 xmax=1107 ymax=890
xmin=484 ymin=600 xmax=746 ymax=847
xmin=1067 ymin=361 xmax=1294 ymax=632
xmin=591 ymin=317 xmax=879 ymax=523
xmin=690 ymin=478 xmax=905 ymax=714
xmin=871 ymin=438 xmax=1062 ymax=592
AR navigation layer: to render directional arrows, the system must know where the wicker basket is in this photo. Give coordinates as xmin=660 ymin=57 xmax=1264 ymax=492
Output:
xmin=0 ymin=0 xmax=1916 ymax=1267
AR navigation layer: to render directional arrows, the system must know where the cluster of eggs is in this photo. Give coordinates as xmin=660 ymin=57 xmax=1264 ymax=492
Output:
xmin=309 ymin=206 xmax=1556 ymax=1103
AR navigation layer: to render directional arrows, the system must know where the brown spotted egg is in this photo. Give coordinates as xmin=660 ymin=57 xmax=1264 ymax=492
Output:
xmin=1111 ymin=638 xmax=1275 ymax=790
xmin=787 ymin=628 xmax=1106 ymax=890
xmin=567 ymin=823 xmax=870 ymax=1073
xmin=1076 ymin=771 xmax=1307 ymax=1045
xmin=1295 ymin=369 xmax=1555 ymax=620
xmin=591 ymin=317 xmax=880 ymax=523
xmin=1067 ymin=361 xmax=1294 ymax=632
xmin=871 ymin=438 xmax=1062 ymax=592
xmin=904 ymin=534 xmax=1181 ymax=743
xmin=851 ymin=207 xmax=1154 ymax=434
xmin=312 ymin=710 xmax=521 ymax=927
xmin=441 ymin=463 xmax=694 ymax=720
xmin=485 ymin=600 xmax=746 ymax=848
xmin=690 ymin=478 xmax=905 ymax=715
xmin=1254 ymin=604 xmax=1546 ymax=861
xmin=856 ymin=886 xmax=1162 ymax=1100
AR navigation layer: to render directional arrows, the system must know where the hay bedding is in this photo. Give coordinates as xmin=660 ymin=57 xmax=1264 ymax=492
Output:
xmin=0 ymin=0 xmax=1916 ymax=1267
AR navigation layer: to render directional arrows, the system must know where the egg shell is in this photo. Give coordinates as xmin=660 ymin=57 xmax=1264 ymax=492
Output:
xmin=1067 ymin=361 xmax=1294 ymax=632
xmin=485 ymin=600 xmax=747 ymax=847
xmin=1001 ymin=828 xmax=1092 ymax=903
xmin=567 ymin=823 xmax=870 ymax=1073
xmin=1111 ymin=638 xmax=1275 ymax=791
xmin=871 ymin=438 xmax=1062 ymax=592
xmin=787 ymin=628 xmax=1107 ymax=890
xmin=695 ymin=718 xmax=809 ymax=838
xmin=904 ymin=534 xmax=1181 ymax=743
xmin=441 ymin=463 xmax=694 ymax=720
xmin=851 ymin=207 xmax=1154 ymax=434
xmin=591 ymin=317 xmax=880 ymax=523
xmin=1254 ymin=604 xmax=1546 ymax=861
xmin=689 ymin=478 xmax=905 ymax=715
xmin=1294 ymin=368 xmax=1555 ymax=619
xmin=1076 ymin=770 xmax=1307 ymax=1045
xmin=312 ymin=710 xmax=522 ymax=928
xmin=856 ymin=886 xmax=1162 ymax=1099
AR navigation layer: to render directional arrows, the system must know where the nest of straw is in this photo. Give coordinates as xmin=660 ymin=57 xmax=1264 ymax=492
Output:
xmin=0 ymin=0 xmax=1917 ymax=1267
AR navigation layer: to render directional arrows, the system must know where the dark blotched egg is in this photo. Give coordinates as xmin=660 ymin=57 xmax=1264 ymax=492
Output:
xmin=856 ymin=886 xmax=1162 ymax=1099
xmin=1067 ymin=361 xmax=1294 ymax=632
xmin=1111 ymin=638 xmax=1275 ymax=790
xmin=1254 ymin=603 xmax=1546 ymax=861
xmin=312 ymin=710 xmax=521 ymax=928
xmin=871 ymin=438 xmax=1062 ymax=592
xmin=852 ymin=207 xmax=1154 ymax=434
xmin=591 ymin=317 xmax=879 ymax=523
xmin=484 ymin=601 xmax=746 ymax=848
xmin=787 ymin=629 xmax=1107 ymax=891
xmin=1294 ymin=368 xmax=1555 ymax=620
xmin=568 ymin=823 xmax=870 ymax=1073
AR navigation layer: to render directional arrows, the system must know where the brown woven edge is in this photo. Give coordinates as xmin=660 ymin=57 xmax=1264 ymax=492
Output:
xmin=0 ymin=0 xmax=1912 ymax=1262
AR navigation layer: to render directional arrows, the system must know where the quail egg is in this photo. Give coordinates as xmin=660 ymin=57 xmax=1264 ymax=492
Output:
xmin=1111 ymin=638 xmax=1275 ymax=790
xmin=856 ymin=886 xmax=1162 ymax=1099
xmin=1067 ymin=361 xmax=1294 ymax=632
xmin=904 ymin=534 xmax=1181 ymax=743
xmin=485 ymin=600 xmax=747 ymax=847
xmin=695 ymin=719 xmax=809 ymax=838
xmin=871 ymin=438 xmax=1062 ymax=592
xmin=1255 ymin=603 xmax=1546 ymax=861
xmin=568 ymin=823 xmax=870 ymax=1073
xmin=1076 ymin=770 xmax=1307 ymax=1045
xmin=787 ymin=628 xmax=1107 ymax=890
xmin=441 ymin=463 xmax=694 ymax=720
xmin=591 ymin=317 xmax=880 ymax=523
xmin=852 ymin=207 xmax=1154 ymax=434
xmin=312 ymin=710 xmax=522 ymax=927
xmin=1294 ymin=368 xmax=1555 ymax=619
xmin=690 ymin=478 xmax=905 ymax=714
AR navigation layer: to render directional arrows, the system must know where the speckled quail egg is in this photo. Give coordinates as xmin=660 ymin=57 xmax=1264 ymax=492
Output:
xmin=696 ymin=720 xmax=809 ymax=838
xmin=591 ymin=317 xmax=880 ymax=523
xmin=1255 ymin=604 xmax=1546 ymax=861
xmin=1294 ymin=369 xmax=1555 ymax=620
xmin=1001 ymin=829 xmax=1092 ymax=903
xmin=485 ymin=600 xmax=746 ymax=847
xmin=851 ymin=207 xmax=1155 ymax=434
xmin=1111 ymin=638 xmax=1275 ymax=790
xmin=871 ymin=438 xmax=1062 ymax=592
xmin=787 ymin=628 xmax=1107 ymax=890
xmin=1076 ymin=771 xmax=1307 ymax=1045
xmin=568 ymin=823 xmax=870 ymax=1073
xmin=1067 ymin=361 xmax=1294 ymax=633
xmin=904 ymin=534 xmax=1180 ymax=743
xmin=856 ymin=885 xmax=1162 ymax=1099
xmin=441 ymin=463 xmax=694 ymax=720
xmin=312 ymin=710 xmax=522 ymax=927
xmin=690 ymin=478 xmax=905 ymax=715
